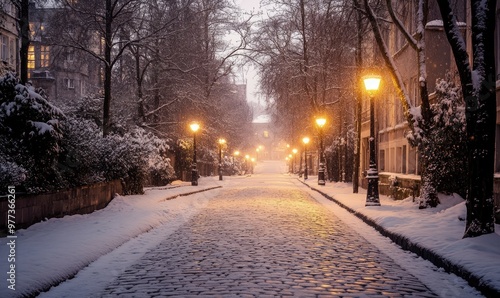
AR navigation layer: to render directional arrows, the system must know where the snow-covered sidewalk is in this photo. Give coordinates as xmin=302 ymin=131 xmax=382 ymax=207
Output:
xmin=0 ymin=177 xmax=226 ymax=298
xmin=301 ymin=177 xmax=500 ymax=296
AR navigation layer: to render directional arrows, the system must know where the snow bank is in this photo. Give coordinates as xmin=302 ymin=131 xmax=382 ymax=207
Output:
xmin=0 ymin=179 xmax=222 ymax=297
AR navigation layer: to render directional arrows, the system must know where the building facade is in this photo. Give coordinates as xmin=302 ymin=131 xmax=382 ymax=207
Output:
xmin=27 ymin=2 xmax=100 ymax=101
xmin=359 ymin=1 xmax=500 ymax=211
xmin=0 ymin=0 xmax=19 ymax=74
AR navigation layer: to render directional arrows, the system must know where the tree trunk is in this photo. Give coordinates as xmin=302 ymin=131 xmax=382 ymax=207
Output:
xmin=353 ymin=0 xmax=363 ymax=192
xmin=436 ymin=0 xmax=496 ymax=237
xmin=103 ymin=0 xmax=113 ymax=136
xmin=19 ymin=0 xmax=30 ymax=84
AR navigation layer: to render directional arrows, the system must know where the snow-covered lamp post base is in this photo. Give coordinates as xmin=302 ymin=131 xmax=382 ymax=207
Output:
xmin=365 ymin=164 xmax=380 ymax=206
xmin=191 ymin=165 xmax=198 ymax=186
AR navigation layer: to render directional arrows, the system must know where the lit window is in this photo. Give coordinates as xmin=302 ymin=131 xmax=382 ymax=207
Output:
xmin=40 ymin=46 xmax=50 ymax=67
xmin=28 ymin=45 xmax=35 ymax=69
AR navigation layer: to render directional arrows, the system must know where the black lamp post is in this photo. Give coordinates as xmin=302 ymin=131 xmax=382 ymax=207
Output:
xmin=363 ymin=74 xmax=381 ymax=206
xmin=303 ymin=137 xmax=310 ymax=180
xmin=316 ymin=117 xmax=326 ymax=185
xmin=190 ymin=122 xmax=200 ymax=186
xmin=218 ymin=138 xmax=226 ymax=181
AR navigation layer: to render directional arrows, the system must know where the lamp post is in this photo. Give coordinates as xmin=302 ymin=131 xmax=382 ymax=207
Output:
xmin=245 ymin=154 xmax=250 ymax=174
xmin=250 ymin=157 xmax=255 ymax=174
xmin=288 ymin=154 xmax=293 ymax=173
xmin=315 ymin=117 xmax=327 ymax=185
xmin=218 ymin=138 xmax=226 ymax=181
xmin=190 ymin=122 xmax=200 ymax=186
xmin=233 ymin=151 xmax=240 ymax=175
xmin=302 ymin=137 xmax=310 ymax=180
xmin=363 ymin=74 xmax=381 ymax=206
xmin=292 ymin=148 xmax=298 ymax=174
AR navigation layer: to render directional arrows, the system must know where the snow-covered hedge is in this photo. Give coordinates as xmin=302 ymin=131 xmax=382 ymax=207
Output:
xmin=0 ymin=73 xmax=65 ymax=193
xmin=0 ymin=73 xmax=174 ymax=195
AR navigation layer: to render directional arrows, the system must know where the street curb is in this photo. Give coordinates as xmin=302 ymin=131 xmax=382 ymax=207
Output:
xmin=301 ymin=181 xmax=500 ymax=298
xmin=160 ymin=186 xmax=223 ymax=202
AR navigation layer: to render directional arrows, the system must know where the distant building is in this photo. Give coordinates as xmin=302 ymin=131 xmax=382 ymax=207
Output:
xmin=0 ymin=1 xmax=19 ymax=74
xmin=27 ymin=2 xmax=100 ymax=100
xmin=359 ymin=0 xmax=500 ymax=211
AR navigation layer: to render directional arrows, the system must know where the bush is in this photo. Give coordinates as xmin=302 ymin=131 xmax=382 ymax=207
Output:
xmin=0 ymin=72 xmax=175 ymax=195
xmin=0 ymin=73 xmax=65 ymax=193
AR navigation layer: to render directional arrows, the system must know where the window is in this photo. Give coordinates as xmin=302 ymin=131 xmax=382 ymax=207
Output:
xmin=408 ymin=146 xmax=417 ymax=174
xmin=66 ymin=51 xmax=74 ymax=62
xmin=28 ymin=45 xmax=35 ymax=69
xmin=402 ymin=145 xmax=407 ymax=174
xmin=379 ymin=150 xmax=385 ymax=171
xmin=410 ymin=77 xmax=419 ymax=107
xmin=40 ymin=46 xmax=50 ymax=67
xmin=396 ymin=147 xmax=403 ymax=173
xmin=9 ymin=38 xmax=15 ymax=65
xmin=1 ymin=35 xmax=8 ymax=61
xmin=64 ymin=78 xmax=75 ymax=89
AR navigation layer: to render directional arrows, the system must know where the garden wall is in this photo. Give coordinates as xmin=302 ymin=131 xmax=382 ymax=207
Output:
xmin=1 ymin=180 xmax=122 ymax=233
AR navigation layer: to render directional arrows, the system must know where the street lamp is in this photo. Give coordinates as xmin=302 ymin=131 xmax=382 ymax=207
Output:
xmin=231 ymin=150 xmax=240 ymax=175
xmin=292 ymin=148 xmax=298 ymax=174
xmin=250 ymin=157 xmax=255 ymax=174
xmin=363 ymin=74 xmax=381 ymax=206
xmin=190 ymin=122 xmax=200 ymax=186
xmin=302 ymin=137 xmax=310 ymax=180
xmin=316 ymin=117 xmax=327 ymax=186
xmin=245 ymin=154 xmax=250 ymax=174
xmin=218 ymin=138 xmax=226 ymax=181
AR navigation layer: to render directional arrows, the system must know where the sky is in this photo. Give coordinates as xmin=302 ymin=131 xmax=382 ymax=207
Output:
xmin=0 ymin=161 xmax=498 ymax=297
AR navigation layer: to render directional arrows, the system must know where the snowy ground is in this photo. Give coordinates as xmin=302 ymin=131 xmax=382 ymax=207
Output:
xmin=301 ymin=175 xmax=500 ymax=295
xmin=0 ymin=160 xmax=498 ymax=297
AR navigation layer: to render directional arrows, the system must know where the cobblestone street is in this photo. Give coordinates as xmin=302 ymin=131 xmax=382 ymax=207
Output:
xmin=102 ymin=173 xmax=437 ymax=297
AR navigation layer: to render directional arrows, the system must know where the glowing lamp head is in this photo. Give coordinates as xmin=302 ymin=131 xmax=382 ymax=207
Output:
xmin=302 ymin=137 xmax=310 ymax=145
xmin=190 ymin=122 xmax=200 ymax=133
xmin=234 ymin=151 xmax=240 ymax=156
xmin=218 ymin=138 xmax=226 ymax=145
xmin=315 ymin=117 xmax=326 ymax=128
xmin=292 ymin=148 xmax=298 ymax=154
xmin=363 ymin=75 xmax=381 ymax=92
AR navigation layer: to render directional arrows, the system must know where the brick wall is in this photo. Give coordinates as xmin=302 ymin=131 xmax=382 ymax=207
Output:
xmin=1 ymin=180 xmax=122 ymax=232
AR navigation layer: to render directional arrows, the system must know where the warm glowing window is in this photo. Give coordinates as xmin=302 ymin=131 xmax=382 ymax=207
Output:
xmin=28 ymin=45 xmax=35 ymax=69
xmin=40 ymin=46 xmax=50 ymax=67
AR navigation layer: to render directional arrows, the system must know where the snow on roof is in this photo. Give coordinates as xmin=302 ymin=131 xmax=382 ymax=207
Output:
xmin=252 ymin=114 xmax=271 ymax=124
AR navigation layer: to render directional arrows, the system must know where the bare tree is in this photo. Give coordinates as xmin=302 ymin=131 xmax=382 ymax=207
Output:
xmin=48 ymin=0 xmax=148 ymax=135
xmin=254 ymin=0 xmax=357 ymax=150
xmin=436 ymin=0 xmax=496 ymax=238
xmin=363 ymin=0 xmax=454 ymax=208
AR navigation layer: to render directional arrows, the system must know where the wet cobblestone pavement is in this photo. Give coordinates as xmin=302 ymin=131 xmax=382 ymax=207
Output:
xmin=102 ymin=179 xmax=437 ymax=297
